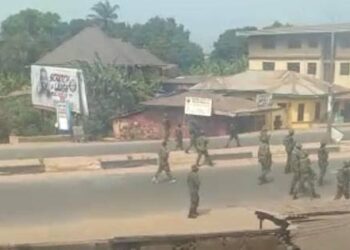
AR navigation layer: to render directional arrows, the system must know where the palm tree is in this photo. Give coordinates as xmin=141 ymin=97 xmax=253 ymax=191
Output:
xmin=88 ymin=1 xmax=119 ymax=29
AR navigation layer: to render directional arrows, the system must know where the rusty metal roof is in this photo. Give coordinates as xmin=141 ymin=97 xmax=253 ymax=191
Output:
xmin=240 ymin=23 xmax=350 ymax=36
xmin=162 ymin=75 xmax=211 ymax=85
xmin=36 ymin=26 xmax=167 ymax=67
xmin=143 ymin=91 xmax=278 ymax=117
xmin=191 ymin=70 xmax=349 ymax=97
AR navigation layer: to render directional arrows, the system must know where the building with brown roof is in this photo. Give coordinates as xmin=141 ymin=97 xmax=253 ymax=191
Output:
xmin=192 ymin=70 xmax=350 ymax=129
xmin=35 ymin=26 xmax=167 ymax=67
xmin=112 ymin=91 xmax=277 ymax=140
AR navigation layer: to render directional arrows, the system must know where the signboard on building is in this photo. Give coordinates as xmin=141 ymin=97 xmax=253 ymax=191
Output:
xmin=185 ymin=97 xmax=212 ymax=117
xmin=331 ymin=126 xmax=344 ymax=143
xmin=256 ymin=94 xmax=273 ymax=107
xmin=31 ymin=65 xmax=89 ymax=115
xmin=56 ymin=102 xmax=71 ymax=131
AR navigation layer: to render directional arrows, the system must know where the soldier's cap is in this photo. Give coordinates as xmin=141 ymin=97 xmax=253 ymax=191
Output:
xmin=320 ymin=139 xmax=327 ymax=146
xmin=296 ymin=142 xmax=302 ymax=149
xmin=289 ymin=128 xmax=295 ymax=134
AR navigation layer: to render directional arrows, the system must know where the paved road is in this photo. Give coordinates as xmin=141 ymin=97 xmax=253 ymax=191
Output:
xmin=0 ymin=159 xmax=343 ymax=228
xmin=1 ymin=127 xmax=350 ymax=160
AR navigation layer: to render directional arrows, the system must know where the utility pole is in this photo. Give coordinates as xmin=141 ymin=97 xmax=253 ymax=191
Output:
xmin=327 ymin=32 xmax=336 ymax=143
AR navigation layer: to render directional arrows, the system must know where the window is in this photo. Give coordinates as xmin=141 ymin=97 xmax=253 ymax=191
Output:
xmin=288 ymin=39 xmax=302 ymax=49
xmin=340 ymin=63 xmax=350 ymax=75
xmin=315 ymin=103 xmax=321 ymax=121
xmin=278 ymin=103 xmax=287 ymax=109
xmin=298 ymin=104 xmax=305 ymax=122
xmin=308 ymin=39 xmax=318 ymax=48
xmin=262 ymin=38 xmax=276 ymax=49
xmin=287 ymin=63 xmax=300 ymax=73
xmin=262 ymin=62 xmax=275 ymax=71
xmin=307 ymin=63 xmax=317 ymax=75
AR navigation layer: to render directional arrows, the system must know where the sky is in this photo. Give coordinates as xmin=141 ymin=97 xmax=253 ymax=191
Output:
xmin=1 ymin=0 xmax=350 ymax=52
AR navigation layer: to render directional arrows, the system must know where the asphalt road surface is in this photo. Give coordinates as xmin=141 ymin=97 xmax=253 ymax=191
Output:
xmin=0 ymin=127 xmax=350 ymax=160
xmin=0 ymin=158 xmax=344 ymax=228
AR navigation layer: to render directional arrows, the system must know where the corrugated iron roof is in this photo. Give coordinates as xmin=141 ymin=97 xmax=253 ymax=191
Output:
xmin=36 ymin=26 xmax=167 ymax=67
xmin=162 ymin=75 xmax=211 ymax=85
xmin=240 ymin=23 xmax=350 ymax=36
xmin=191 ymin=70 xmax=349 ymax=97
xmin=143 ymin=91 xmax=277 ymax=117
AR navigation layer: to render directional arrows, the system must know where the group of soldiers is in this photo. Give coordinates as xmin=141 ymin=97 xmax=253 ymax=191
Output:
xmin=258 ymin=128 xmax=350 ymax=200
xmin=153 ymin=114 xmax=350 ymax=219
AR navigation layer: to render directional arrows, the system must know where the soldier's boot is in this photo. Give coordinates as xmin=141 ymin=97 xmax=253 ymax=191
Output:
xmin=311 ymin=190 xmax=321 ymax=199
xmin=293 ymin=194 xmax=298 ymax=200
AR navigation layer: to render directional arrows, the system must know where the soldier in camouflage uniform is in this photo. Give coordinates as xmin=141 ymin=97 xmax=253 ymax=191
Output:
xmin=334 ymin=161 xmax=350 ymax=200
xmin=174 ymin=124 xmax=183 ymax=150
xmin=152 ymin=141 xmax=176 ymax=184
xmin=195 ymin=130 xmax=213 ymax=167
xmin=259 ymin=127 xmax=271 ymax=144
xmin=318 ymin=140 xmax=329 ymax=186
xmin=257 ymin=135 xmax=272 ymax=185
xmin=283 ymin=129 xmax=296 ymax=174
xmin=187 ymin=165 xmax=201 ymax=219
xmin=185 ymin=120 xmax=199 ymax=154
xmin=289 ymin=143 xmax=303 ymax=196
xmin=293 ymin=152 xmax=320 ymax=199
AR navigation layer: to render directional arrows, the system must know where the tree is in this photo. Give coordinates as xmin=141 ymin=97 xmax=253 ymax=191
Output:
xmin=128 ymin=17 xmax=204 ymax=70
xmin=263 ymin=21 xmax=292 ymax=30
xmin=88 ymin=0 xmax=119 ymax=30
xmin=0 ymin=9 xmax=67 ymax=73
xmin=78 ymin=58 xmax=159 ymax=138
xmin=211 ymin=26 xmax=257 ymax=62
xmin=190 ymin=57 xmax=248 ymax=76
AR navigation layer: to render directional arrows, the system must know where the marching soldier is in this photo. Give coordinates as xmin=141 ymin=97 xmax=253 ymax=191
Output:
xmin=187 ymin=165 xmax=201 ymax=219
xmin=258 ymin=134 xmax=272 ymax=185
xmin=334 ymin=161 xmax=350 ymax=200
xmin=289 ymin=143 xmax=303 ymax=196
xmin=185 ymin=120 xmax=199 ymax=154
xmin=152 ymin=141 xmax=176 ymax=184
xmin=318 ymin=140 xmax=329 ymax=186
xmin=196 ymin=130 xmax=214 ymax=167
xmin=259 ymin=127 xmax=271 ymax=144
xmin=174 ymin=124 xmax=183 ymax=150
xmin=225 ymin=121 xmax=241 ymax=148
xmin=293 ymin=152 xmax=320 ymax=200
xmin=162 ymin=113 xmax=171 ymax=142
xmin=283 ymin=129 xmax=296 ymax=174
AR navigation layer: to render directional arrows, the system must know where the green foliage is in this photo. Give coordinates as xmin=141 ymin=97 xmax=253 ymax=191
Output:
xmin=0 ymin=96 xmax=55 ymax=141
xmin=211 ymin=27 xmax=257 ymax=62
xmin=127 ymin=17 xmax=204 ymax=70
xmin=88 ymin=0 xmax=119 ymax=29
xmin=190 ymin=57 xmax=248 ymax=76
xmin=0 ymin=9 xmax=67 ymax=73
xmin=263 ymin=21 xmax=292 ymax=30
xmin=0 ymin=73 xmax=28 ymax=96
xmin=79 ymin=59 xmax=159 ymax=138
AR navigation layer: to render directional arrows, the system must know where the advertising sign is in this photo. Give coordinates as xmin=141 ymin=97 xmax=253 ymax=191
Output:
xmin=31 ymin=65 xmax=89 ymax=115
xmin=56 ymin=102 xmax=71 ymax=131
xmin=185 ymin=97 xmax=212 ymax=117
xmin=256 ymin=94 xmax=273 ymax=107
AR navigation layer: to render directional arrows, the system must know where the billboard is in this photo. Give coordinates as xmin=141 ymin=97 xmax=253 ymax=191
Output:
xmin=185 ymin=96 xmax=212 ymax=117
xmin=31 ymin=65 xmax=89 ymax=115
xmin=256 ymin=94 xmax=273 ymax=108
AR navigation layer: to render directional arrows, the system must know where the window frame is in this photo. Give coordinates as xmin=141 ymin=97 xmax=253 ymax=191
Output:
xmin=308 ymin=39 xmax=318 ymax=48
xmin=262 ymin=62 xmax=275 ymax=71
xmin=262 ymin=38 xmax=276 ymax=49
xmin=315 ymin=102 xmax=321 ymax=121
xmin=340 ymin=63 xmax=350 ymax=76
xmin=288 ymin=39 xmax=302 ymax=49
xmin=307 ymin=62 xmax=317 ymax=75
xmin=287 ymin=62 xmax=301 ymax=73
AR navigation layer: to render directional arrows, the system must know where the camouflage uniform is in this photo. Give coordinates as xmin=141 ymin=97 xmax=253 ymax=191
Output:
xmin=283 ymin=129 xmax=296 ymax=174
xmin=225 ymin=122 xmax=241 ymax=147
xmin=258 ymin=139 xmax=272 ymax=185
xmin=259 ymin=128 xmax=271 ymax=144
xmin=185 ymin=121 xmax=199 ymax=153
xmin=334 ymin=162 xmax=350 ymax=200
xmin=196 ymin=133 xmax=213 ymax=166
xmin=153 ymin=142 xmax=175 ymax=183
xmin=293 ymin=153 xmax=320 ymax=199
xmin=187 ymin=165 xmax=201 ymax=219
xmin=289 ymin=145 xmax=302 ymax=195
xmin=318 ymin=142 xmax=329 ymax=186
xmin=174 ymin=125 xmax=183 ymax=150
